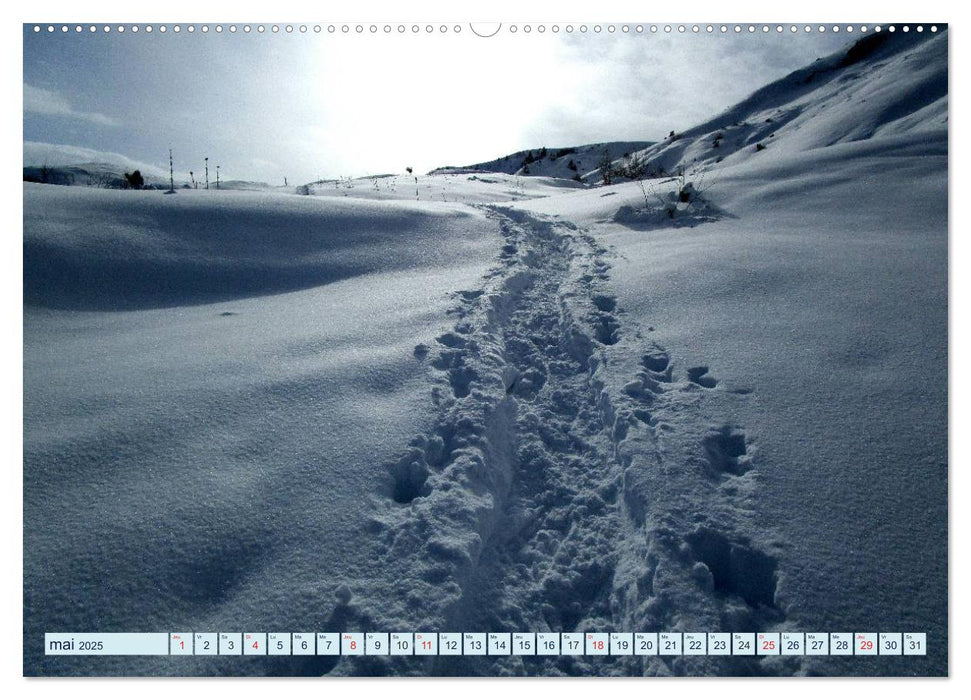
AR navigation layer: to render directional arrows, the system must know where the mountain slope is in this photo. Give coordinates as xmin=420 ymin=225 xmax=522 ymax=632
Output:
xmin=503 ymin=27 xmax=947 ymax=676
xmin=22 ymin=161 xmax=169 ymax=189
xmin=431 ymin=141 xmax=654 ymax=181
xmin=612 ymin=30 xmax=946 ymax=179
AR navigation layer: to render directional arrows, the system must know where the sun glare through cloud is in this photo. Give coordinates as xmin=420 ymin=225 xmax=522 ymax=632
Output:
xmin=23 ymin=26 xmax=847 ymax=185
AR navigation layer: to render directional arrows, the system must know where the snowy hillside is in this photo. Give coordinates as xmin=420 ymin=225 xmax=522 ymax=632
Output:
xmin=22 ymin=161 xmax=169 ymax=189
xmin=605 ymin=31 xmax=946 ymax=180
xmin=431 ymin=141 xmax=653 ymax=181
xmin=22 ymin=161 xmax=271 ymax=192
xmin=505 ymin=29 xmax=947 ymax=676
xmin=23 ymin=29 xmax=947 ymax=678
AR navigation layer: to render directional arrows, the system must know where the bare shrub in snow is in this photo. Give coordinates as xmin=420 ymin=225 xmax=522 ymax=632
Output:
xmin=123 ymin=170 xmax=144 ymax=189
xmin=625 ymin=165 xmax=721 ymax=227
xmin=598 ymin=149 xmax=614 ymax=185
xmin=620 ymin=152 xmax=648 ymax=180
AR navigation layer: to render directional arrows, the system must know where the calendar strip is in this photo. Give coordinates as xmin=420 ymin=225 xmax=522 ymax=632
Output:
xmin=44 ymin=632 xmax=926 ymax=656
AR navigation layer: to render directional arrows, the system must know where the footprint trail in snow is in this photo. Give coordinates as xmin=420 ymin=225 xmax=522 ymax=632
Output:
xmin=337 ymin=207 xmax=794 ymax=676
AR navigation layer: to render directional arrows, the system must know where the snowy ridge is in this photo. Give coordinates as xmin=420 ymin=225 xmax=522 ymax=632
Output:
xmin=610 ymin=31 xmax=946 ymax=179
xmin=325 ymin=207 xmax=792 ymax=675
xmin=430 ymin=142 xmax=654 ymax=182
xmin=23 ymin=161 xmax=169 ymax=189
xmin=22 ymin=185 xmax=495 ymax=310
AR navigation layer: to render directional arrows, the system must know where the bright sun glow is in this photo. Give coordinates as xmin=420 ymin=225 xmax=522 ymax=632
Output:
xmin=302 ymin=32 xmax=581 ymax=176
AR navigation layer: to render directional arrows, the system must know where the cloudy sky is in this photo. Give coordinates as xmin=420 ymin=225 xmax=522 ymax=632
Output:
xmin=23 ymin=25 xmax=848 ymax=185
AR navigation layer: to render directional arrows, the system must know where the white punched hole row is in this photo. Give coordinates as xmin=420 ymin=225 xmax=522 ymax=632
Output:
xmin=31 ymin=24 xmax=940 ymax=35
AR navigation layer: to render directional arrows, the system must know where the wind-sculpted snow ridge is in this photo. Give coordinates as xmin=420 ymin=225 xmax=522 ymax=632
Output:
xmin=22 ymin=184 xmax=494 ymax=310
xmin=327 ymin=208 xmax=796 ymax=676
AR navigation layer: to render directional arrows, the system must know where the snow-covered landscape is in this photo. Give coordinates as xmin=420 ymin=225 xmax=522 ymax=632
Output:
xmin=23 ymin=27 xmax=947 ymax=676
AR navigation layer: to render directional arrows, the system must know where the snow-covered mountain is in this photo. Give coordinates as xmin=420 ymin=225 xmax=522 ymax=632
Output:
xmin=22 ymin=161 xmax=168 ymax=189
xmin=21 ymin=161 xmax=272 ymax=192
xmin=431 ymin=141 xmax=654 ymax=181
xmin=605 ymin=30 xmax=946 ymax=180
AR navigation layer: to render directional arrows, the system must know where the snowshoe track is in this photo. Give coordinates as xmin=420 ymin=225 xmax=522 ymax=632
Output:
xmin=336 ymin=207 xmax=795 ymax=676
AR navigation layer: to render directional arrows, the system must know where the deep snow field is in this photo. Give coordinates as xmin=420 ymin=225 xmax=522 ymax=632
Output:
xmin=23 ymin=29 xmax=946 ymax=676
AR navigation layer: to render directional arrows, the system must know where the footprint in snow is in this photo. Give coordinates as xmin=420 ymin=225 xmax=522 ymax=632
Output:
xmin=591 ymin=294 xmax=617 ymax=313
xmin=687 ymin=365 xmax=718 ymax=388
xmin=702 ymin=424 xmax=751 ymax=476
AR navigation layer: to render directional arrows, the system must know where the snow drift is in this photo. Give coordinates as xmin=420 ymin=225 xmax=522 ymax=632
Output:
xmin=24 ymin=186 xmax=498 ymax=310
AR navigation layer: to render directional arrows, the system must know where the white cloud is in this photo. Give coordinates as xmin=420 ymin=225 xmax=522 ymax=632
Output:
xmin=520 ymin=32 xmax=850 ymax=148
xmin=23 ymin=83 xmax=118 ymax=127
